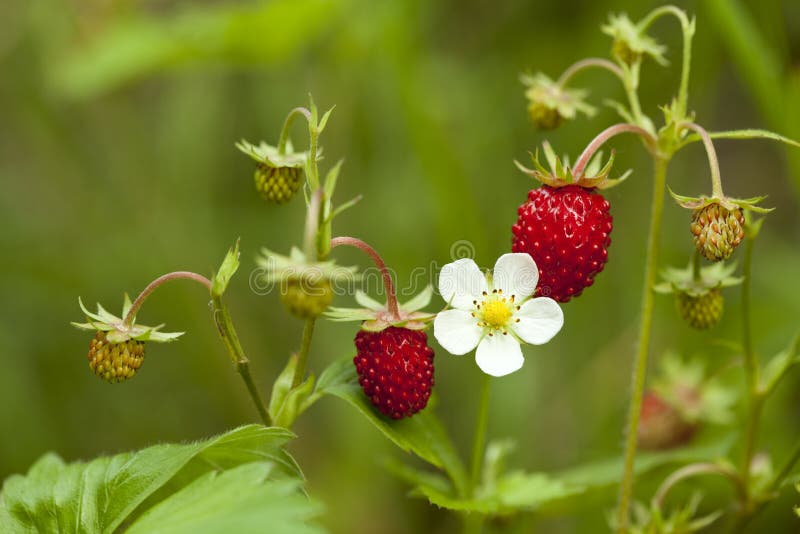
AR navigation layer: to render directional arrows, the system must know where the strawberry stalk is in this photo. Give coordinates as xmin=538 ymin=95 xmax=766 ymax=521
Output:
xmin=277 ymin=106 xmax=312 ymax=155
xmin=330 ymin=236 xmax=401 ymax=320
xmin=124 ymin=270 xmax=271 ymax=426
xmin=572 ymin=123 xmax=657 ymax=179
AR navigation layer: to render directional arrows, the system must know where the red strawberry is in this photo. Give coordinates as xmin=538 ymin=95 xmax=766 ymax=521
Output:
xmin=512 ymin=184 xmax=612 ymax=302
xmin=353 ymin=327 xmax=434 ymax=420
xmin=637 ymin=391 xmax=697 ymax=451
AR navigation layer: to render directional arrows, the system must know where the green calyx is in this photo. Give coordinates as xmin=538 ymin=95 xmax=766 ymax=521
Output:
xmin=515 ymin=140 xmax=631 ymax=189
xmin=668 ymin=189 xmax=773 ymax=214
xmin=235 ymin=139 xmax=315 ymax=169
xmin=654 ymin=261 xmax=741 ymax=297
xmin=325 ymin=285 xmax=436 ymax=332
xmin=655 ymin=261 xmax=740 ymax=329
xmin=72 ymin=295 xmax=184 ymax=344
xmin=520 ymin=73 xmax=595 ymax=129
xmin=256 ymin=247 xmax=358 ymax=319
xmin=651 ymin=353 xmax=736 ymax=425
xmin=602 ymin=13 xmax=667 ymax=66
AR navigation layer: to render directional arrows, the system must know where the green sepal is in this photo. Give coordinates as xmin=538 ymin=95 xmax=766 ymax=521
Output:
xmin=654 ymin=261 xmax=742 ymax=297
xmin=520 ymin=72 xmax=596 ymax=125
xmin=668 ymin=187 xmax=774 ymax=213
xmin=651 ymin=353 xmax=737 ymax=425
xmin=602 ymin=12 xmax=667 ymax=66
xmin=515 ymin=142 xmax=630 ymax=189
xmin=323 ymin=286 xmax=436 ymax=332
xmin=235 ymin=139 xmax=311 ymax=168
xmin=73 ymin=296 xmax=184 ymax=343
xmin=212 ymin=239 xmax=240 ymax=298
xmin=255 ymin=247 xmax=359 ymax=284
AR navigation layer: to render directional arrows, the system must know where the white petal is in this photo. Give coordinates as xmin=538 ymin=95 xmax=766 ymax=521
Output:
xmin=512 ymin=297 xmax=564 ymax=345
xmin=433 ymin=309 xmax=483 ymax=355
xmin=492 ymin=253 xmax=539 ymax=299
xmin=438 ymin=258 xmax=488 ymax=310
xmin=475 ymin=334 xmax=524 ymax=377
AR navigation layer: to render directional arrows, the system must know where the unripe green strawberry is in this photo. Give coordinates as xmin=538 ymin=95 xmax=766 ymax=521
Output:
xmin=254 ymin=163 xmax=302 ymax=204
xmin=527 ymin=102 xmax=564 ymax=130
xmin=676 ymin=289 xmax=723 ymax=330
xmin=691 ymin=203 xmax=745 ymax=262
xmin=280 ymin=278 xmax=334 ymax=319
xmin=88 ymin=331 xmax=145 ymax=383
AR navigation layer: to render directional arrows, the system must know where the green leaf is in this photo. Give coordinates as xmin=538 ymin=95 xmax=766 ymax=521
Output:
xmin=125 ymin=463 xmax=321 ymax=534
xmin=412 ymin=471 xmax=582 ymax=515
xmin=315 ymin=357 xmax=468 ymax=495
xmin=212 ymin=239 xmax=240 ymax=297
xmin=761 ymin=334 xmax=800 ymax=395
xmin=0 ymin=425 xmax=304 ymax=533
xmin=269 ymin=355 xmax=317 ymax=428
xmin=50 ymin=0 xmax=346 ymax=99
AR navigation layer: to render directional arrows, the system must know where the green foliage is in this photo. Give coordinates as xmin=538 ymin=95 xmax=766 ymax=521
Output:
xmin=314 ymin=356 xmax=468 ymax=496
xmin=212 ymin=240 xmax=241 ymax=298
xmin=0 ymin=426 xmax=317 ymax=533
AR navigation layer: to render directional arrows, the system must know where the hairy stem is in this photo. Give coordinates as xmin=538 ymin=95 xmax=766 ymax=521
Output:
xmin=292 ymin=318 xmax=317 ymax=388
xmin=124 ymin=271 xmax=212 ymax=326
xmin=572 ymin=123 xmax=657 ymax=179
xmin=211 ymin=295 xmax=272 ymax=426
xmin=616 ymin=156 xmax=669 ymax=533
xmin=277 ymin=107 xmax=312 ymax=154
xmin=740 ymin=231 xmax=761 ymax=496
xmin=682 ymin=122 xmax=724 ymax=197
xmin=469 ymin=373 xmax=492 ymax=495
xmin=330 ymin=236 xmax=400 ymax=319
xmin=557 ymin=57 xmax=626 ymax=86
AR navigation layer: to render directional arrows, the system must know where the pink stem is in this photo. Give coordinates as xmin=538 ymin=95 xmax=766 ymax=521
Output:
xmin=124 ymin=271 xmax=212 ymax=326
xmin=330 ymin=236 xmax=400 ymax=320
xmin=572 ymin=123 xmax=657 ymax=179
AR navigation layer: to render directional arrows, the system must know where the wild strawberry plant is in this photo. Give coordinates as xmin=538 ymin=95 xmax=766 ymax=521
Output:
xmin=3 ymin=5 xmax=800 ymax=533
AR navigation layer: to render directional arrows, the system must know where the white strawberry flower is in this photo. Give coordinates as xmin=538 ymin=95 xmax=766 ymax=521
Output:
xmin=433 ymin=253 xmax=564 ymax=377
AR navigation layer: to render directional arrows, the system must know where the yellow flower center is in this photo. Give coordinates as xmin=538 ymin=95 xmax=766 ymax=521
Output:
xmin=481 ymin=298 xmax=513 ymax=328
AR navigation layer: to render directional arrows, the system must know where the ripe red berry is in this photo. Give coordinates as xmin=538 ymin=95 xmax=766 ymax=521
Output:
xmin=353 ymin=327 xmax=435 ymax=420
xmin=512 ymin=185 xmax=612 ymax=302
xmin=638 ymin=391 xmax=697 ymax=451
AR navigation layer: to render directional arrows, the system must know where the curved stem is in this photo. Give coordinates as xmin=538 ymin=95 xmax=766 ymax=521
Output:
xmin=469 ymin=373 xmax=491 ymax=495
xmin=682 ymin=123 xmax=724 ymax=197
xmin=637 ymin=5 xmax=693 ymax=117
xmin=277 ymin=107 xmax=312 ymax=154
xmin=292 ymin=318 xmax=317 ymax=388
xmin=330 ymin=236 xmax=400 ymax=320
xmin=653 ymin=462 xmax=745 ymax=510
xmin=557 ymin=57 xmax=626 ymax=86
xmin=124 ymin=271 xmax=212 ymax=326
xmin=211 ymin=294 xmax=272 ymax=426
xmin=572 ymin=123 xmax=657 ymax=179
xmin=616 ymin=156 xmax=670 ymax=533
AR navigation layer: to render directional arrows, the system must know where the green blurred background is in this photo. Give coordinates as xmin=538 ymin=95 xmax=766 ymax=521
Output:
xmin=2 ymin=0 xmax=800 ymax=532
